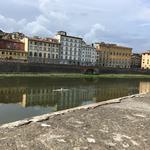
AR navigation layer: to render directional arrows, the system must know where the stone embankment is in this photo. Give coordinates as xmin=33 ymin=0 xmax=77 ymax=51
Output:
xmin=0 ymin=93 xmax=150 ymax=150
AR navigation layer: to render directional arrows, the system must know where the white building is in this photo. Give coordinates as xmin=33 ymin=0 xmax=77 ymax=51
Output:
xmin=55 ymin=31 xmax=83 ymax=65
xmin=80 ymin=41 xmax=97 ymax=66
xmin=22 ymin=37 xmax=60 ymax=64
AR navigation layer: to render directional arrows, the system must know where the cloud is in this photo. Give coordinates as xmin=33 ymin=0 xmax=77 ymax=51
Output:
xmin=84 ymin=24 xmax=107 ymax=43
xmin=22 ymin=16 xmax=52 ymax=36
xmin=0 ymin=14 xmax=26 ymax=32
xmin=23 ymin=0 xmax=70 ymax=36
xmin=139 ymin=23 xmax=150 ymax=27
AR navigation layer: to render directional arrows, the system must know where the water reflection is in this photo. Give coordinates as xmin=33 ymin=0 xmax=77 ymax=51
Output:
xmin=0 ymin=87 xmax=98 ymax=110
xmin=0 ymin=78 xmax=149 ymax=124
xmin=0 ymin=87 xmax=26 ymax=103
xmin=139 ymin=81 xmax=150 ymax=94
xmin=0 ymin=85 xmax=138 ymax=110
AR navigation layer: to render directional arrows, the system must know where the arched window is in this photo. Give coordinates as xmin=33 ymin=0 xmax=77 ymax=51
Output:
xmin=48 ymin=54 xmax=50 ymax=58
xmin=29 ymin=52 xmax=32 ymax=57
xmin=34 ymin=52 xmax=37 ymax=57
xmin=39 ymin=53 xmax=42 ymax=57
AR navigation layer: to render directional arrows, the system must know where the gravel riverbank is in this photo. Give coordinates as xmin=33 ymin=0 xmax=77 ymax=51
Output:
xmin=0 ymin=93 xmax=150 ymax=150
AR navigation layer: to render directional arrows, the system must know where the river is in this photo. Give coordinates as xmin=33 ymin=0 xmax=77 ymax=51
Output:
xmin=0 ymin=77 xmax=150 ymax=124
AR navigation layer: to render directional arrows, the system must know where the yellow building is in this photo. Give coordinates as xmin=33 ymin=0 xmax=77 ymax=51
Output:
xmin=0 ymin=50 xmax=28 ymax=63
xmin=95 ymin=42 xmax=132 ymax=68
xmin=141 ymin=51 xmax=150 ymax=69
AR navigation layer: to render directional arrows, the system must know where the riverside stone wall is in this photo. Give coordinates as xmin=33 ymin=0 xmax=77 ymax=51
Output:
xmin=0 ymin=62 xmax=150 ymax=74
xmin=0 ymin=62 xmax=81 ymax=73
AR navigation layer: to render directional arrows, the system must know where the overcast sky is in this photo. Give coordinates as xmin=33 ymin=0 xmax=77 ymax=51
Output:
xmin=0 ymin=0 xmax=150 ymax=52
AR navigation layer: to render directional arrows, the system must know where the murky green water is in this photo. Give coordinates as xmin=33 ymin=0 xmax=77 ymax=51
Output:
xmin=0 ymin=77 xmax=150 ymax=124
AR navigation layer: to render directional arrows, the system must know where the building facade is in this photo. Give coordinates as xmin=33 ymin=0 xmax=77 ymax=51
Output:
xmin=0 ymin=39 xmax=27 ymax=62
xmin=0 ymin=39 xmax=24 ymax=50
xmin=131 ymin=53 xmax=141 ymax=68
xmin=95 ymin=42 xmax=132 ymax=68
xmin=141 ymin=51 xmax=150 ymax=69
xmin=80 ymin=41 xmax=97 ymax=66
xmin=55 ymin=31 xmax=83 ymax=65
xmin=22 ymin=37 xmax=60 ymax=64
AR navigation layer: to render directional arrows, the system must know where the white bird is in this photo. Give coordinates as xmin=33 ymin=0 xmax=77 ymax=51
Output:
xmin=53 ymin=88 xmax=69 ymax=92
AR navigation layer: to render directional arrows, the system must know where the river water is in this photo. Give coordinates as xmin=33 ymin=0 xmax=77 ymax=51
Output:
xmin=0 ymin=77 xmax=150 ymax=124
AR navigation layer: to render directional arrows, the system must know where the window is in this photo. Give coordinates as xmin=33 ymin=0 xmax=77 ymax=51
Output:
xmin=48 ymin=54 xmax=50 ymax=58
xmin=39 ymin=53 xmax=42 ymax=57
xmin=34 ymin=52 xmax=37 ymax=57
xmin=30 ymin=52 xmax=32 ymax=57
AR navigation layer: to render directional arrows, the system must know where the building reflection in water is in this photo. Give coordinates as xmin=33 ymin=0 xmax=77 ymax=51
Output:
xmin=0 ymin=87 xmax=26 ymax=104
xmin=139 ymin=81 xmax=150 ymax=94
xmin=0 ymin=82 xmax=140 ymax=111
xmin=21 ymin=87 xmax=97 ymax=111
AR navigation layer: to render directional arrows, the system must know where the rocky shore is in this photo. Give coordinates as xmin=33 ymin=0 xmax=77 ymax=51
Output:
xmin=0 ymin=93 xmax=150 ymax=150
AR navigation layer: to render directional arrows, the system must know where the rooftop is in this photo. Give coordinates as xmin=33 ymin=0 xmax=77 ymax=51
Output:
xmin=56 ymin=31 xmax=83 ymax=40
xmin=95 ymin=42 xmax=132 ymax=50
xmin=29 ymin=37 xmax=60 ymax=44
xmin=142 ymin=50 xmax=150 ymax=55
